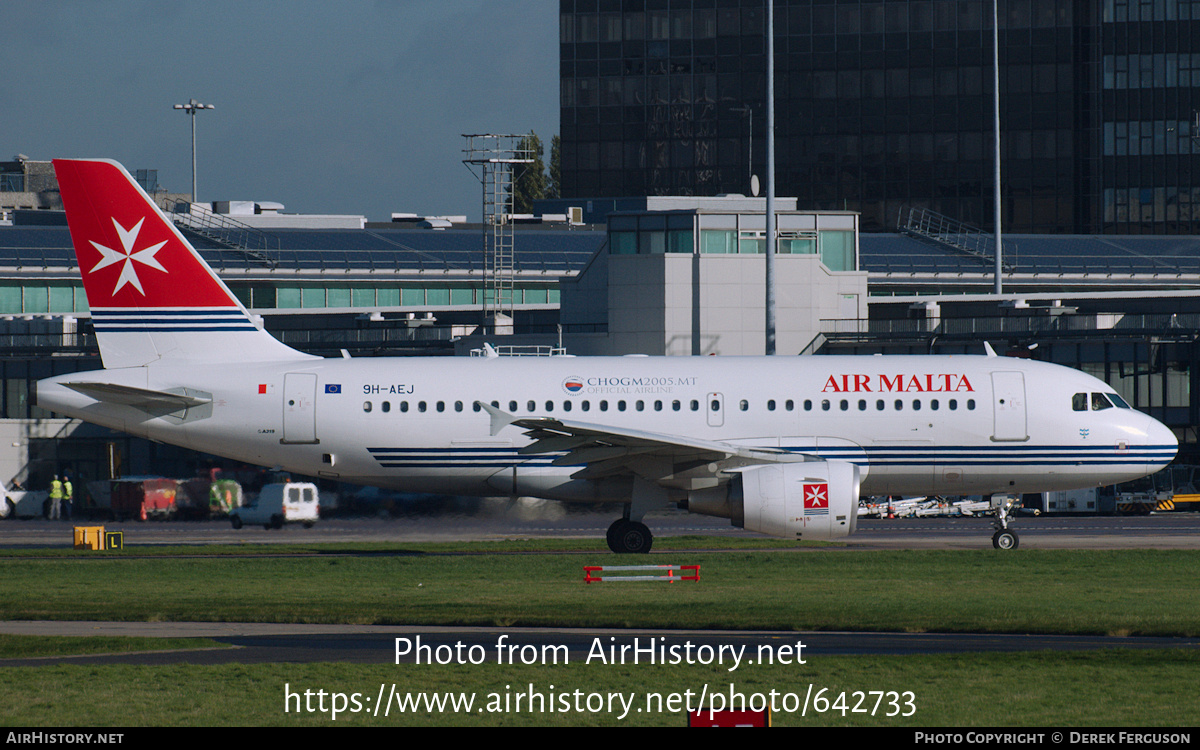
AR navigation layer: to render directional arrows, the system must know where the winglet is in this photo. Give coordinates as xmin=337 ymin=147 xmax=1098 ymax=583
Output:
xmin=475 ymin=401 xmax=516 ymax=436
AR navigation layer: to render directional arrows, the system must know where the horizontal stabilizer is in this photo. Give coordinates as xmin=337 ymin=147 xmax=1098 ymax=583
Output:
xmin=64 ymin=382 xmax=212 ymax=411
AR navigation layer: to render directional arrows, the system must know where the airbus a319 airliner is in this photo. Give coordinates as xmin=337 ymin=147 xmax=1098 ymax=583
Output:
xmin=37 ymin=159 xmax=1177 ymax=552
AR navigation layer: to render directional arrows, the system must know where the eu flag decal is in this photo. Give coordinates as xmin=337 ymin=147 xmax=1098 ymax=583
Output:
xmin=325 ymin=384 xmax=342 ymax=394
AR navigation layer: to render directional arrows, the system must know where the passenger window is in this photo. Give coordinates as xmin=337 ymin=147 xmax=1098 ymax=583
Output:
xmin=711 ymin=399 xmax=720 ymax=411
xmin=582 ymin=400 xmax=591 ymax=411
xmin=913 ymin=399 xmax=921 ymax=411
xmin=672 ymin=400 xmax=681 ymax=411
xmin=785 ymin=399 xmax=794 ymax=411
xmin=455 ymin=401 xmax=463 ymax=412
xmin=563 ymin=401 xmax=572 ymax=411
xmin=949 ymin=399 xmax=957 ymax=410
xmin=382 ymin=401 xmax=391 ymax=413
xmin=858 ymin=399 xmax=866 ymax=411
xmin=690 ymin=400 xmax=699 ymax=411
xmin=509 ymin=400 xmax=518 ymax=412
xmin=401 ymin=401 xmax=409 ymax=412
xmin=821 ymin=399 xmax=830 ymax=411
xmin=1072 ymin=393 xmax=1088 ymax=411
xmin=436 ymin=401 xmax=445 ymax=412
xmin=1091 ymin=392 xmax=1114 ymax=411
xmin=654 ymin=400 xmax=663 ymax=411
xmin=840 ymin=399 xmax=849 ymax=411
xmin=876 ymin=399 xmax=884 ymax=411
xmin=804 ymin=400 xmax=813 ymax=411
xmin=363 ymin=401 xmax=372 ymax=413
xmin=527 ymin=400 xmax=536 ymax=412
xmin=618 ymin=400 xmax=626 ymax=411
xmin=545 ymin=400 xmax=554 ymax=411
xmin=767 ymin=399 xmax=776 ymax=411
xmin=600 ymin=400 xmax=608 ymax=411
xmin=968 ymin=399 xmax=976 ymax=410
xmin=895 ymin=399 xmax=903 ymax=411
xmin=740 ymin=400 xmax=749 ymax=411
xmin=419 ymin=401 xmax=427 ymax=412
xmin=931 ymin=399 xmax=939 ymax=411
xmin=636 ymin=400 xmax=645 ymax=411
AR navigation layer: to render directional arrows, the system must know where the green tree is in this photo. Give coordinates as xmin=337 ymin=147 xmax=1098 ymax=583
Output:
xmin=512 ymin=132 xmax=547 ymax=215
xmin=547 ymin=134 xmax=561 ymax=200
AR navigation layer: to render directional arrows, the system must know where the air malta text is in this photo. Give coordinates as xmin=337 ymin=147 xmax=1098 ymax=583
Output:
xmin=822 ymin=374 xmax=975 ymax=393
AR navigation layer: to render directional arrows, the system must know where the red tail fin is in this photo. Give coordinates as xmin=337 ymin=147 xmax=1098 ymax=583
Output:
xmin=53 ymin=159 xmax=311 ymax=368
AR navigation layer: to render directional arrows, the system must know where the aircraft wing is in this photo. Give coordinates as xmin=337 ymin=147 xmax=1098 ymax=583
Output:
xmin=478 ymin=401 xmax=811 ymax=483
xmin=63 ymin=382 xmax=212 ymax=411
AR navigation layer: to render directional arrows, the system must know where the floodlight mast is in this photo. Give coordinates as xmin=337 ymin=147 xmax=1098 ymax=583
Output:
xmin=173 ymin=98 xmax=215 ymax=203
xmin=462 ymin=134 xmax=535 ymax=332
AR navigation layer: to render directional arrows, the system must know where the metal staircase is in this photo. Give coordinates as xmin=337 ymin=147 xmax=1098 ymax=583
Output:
xmin=898 ymin=206 xmax=1013 ymax=271
xmin=164 ymin=200 xmax=278 ymax=268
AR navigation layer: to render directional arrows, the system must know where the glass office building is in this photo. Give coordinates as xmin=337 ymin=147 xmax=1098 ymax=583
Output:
xmin=559 ymin=0 xmax=1200 ymax=234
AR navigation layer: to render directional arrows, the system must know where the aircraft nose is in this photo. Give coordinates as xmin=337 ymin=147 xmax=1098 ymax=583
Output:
xmin=1147 ymin=416 xmax=1178 ymax=466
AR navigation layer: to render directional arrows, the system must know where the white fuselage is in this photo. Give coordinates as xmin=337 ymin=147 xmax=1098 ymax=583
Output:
xmin=38 ymin=354 xmax=1177 ymax=503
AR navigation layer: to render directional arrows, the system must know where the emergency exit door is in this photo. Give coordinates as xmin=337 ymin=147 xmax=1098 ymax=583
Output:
xmin=282 ymin=373 xmax=319 ymax=444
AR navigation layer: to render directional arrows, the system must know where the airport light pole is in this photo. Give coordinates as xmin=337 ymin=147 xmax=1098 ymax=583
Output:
xmin=173 ymin=98 xmax=215 ymax=203
xmin=992 ymin=0 xmax=1003 ymax=295
xmin=765 ymin=0 xmax=776 ymax=355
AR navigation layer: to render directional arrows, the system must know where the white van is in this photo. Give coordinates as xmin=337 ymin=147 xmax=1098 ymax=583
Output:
xmin=229 ymin=482 xmax=319 ymax=529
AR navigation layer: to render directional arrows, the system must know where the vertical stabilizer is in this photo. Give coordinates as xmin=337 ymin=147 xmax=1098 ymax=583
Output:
xmin=53 ymin=158 xmax=314 ymax=368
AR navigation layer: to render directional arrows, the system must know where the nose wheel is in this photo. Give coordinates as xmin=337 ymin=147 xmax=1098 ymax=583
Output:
xmin=606 ymin=518 xmax=653 ymax=554
xmin=991 ymin=494 xmax=1021 ymax=550
xmin=992 ymin=529 xmax=1019 ymax=550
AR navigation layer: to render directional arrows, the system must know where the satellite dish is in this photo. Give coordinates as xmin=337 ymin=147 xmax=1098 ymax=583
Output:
xmin=750 ymin=175 xmax=760 ymax=197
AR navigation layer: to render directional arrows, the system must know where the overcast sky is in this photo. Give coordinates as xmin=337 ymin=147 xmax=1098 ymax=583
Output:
xmin=3 ymin=1 xmax=558 ymax=221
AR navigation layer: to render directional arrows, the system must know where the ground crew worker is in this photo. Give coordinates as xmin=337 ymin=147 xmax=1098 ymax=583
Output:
xmin=48 ymin=475 xmax=64 ymax=520
xmin=62 ymin=475 xmax=74 ymax=520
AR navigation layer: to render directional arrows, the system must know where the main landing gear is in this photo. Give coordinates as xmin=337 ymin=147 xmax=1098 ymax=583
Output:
xmin=607 ymin=518 xmax=653 ymax=554
xmin=991 ymin=495 xmax=1020 ymax=550
xmin=606 ymin=476 xmax=664 ymax=553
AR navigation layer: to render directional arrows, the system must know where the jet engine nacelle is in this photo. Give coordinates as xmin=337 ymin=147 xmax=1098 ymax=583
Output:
xmin=732 ymin=460 xmax=860 ymax=541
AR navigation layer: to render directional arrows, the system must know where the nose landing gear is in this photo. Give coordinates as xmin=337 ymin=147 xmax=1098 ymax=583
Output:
xmin=991 ymin=495 xmax=1020 ymax=550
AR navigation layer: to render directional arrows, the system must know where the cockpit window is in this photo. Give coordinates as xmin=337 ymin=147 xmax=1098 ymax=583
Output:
xmin=1108 ymin=392 xmax=1132 ymax=409
xmin=1091 ymin=392 xmax=1114 ymax=411
xmin=1072 ymin=393 xmax=1088 ymax=412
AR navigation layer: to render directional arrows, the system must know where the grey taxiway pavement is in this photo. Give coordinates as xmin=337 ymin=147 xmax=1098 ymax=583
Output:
xmin=2 ymin=622 xmax=1198 ymax=667
xmin=3 ymin=508 xmax=1200 ymax=549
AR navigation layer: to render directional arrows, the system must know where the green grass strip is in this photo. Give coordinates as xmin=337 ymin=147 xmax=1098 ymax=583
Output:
xmin=2 ymin=547 xmax=1198 ymax=637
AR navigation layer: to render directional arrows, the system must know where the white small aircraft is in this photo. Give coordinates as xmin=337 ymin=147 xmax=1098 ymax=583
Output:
xmin=37 ymin=159 xmax=1177 ymax=551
